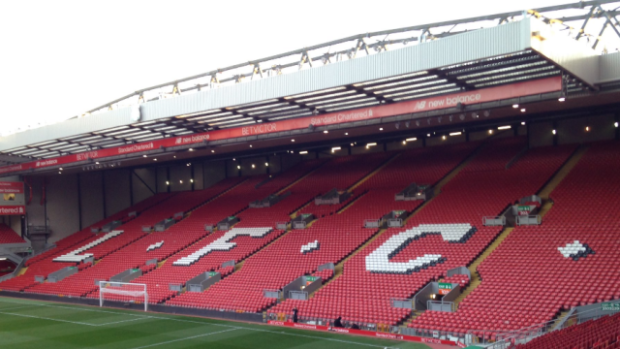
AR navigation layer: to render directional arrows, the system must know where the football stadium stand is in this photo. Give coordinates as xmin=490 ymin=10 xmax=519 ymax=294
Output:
xmin=0 ymin=224 xmax=24 ymax=244
xmin=1 ymin=4 xmax=620 ymax=347
xmin=270 ymin=138 xmax=577 ymax=328
xmin=516 ymin=312 xmax=620 ymax=349
xmin=409 ymin=141 xmax=620 ymax=340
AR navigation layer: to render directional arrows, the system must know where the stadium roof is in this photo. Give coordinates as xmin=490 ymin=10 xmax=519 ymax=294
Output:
xmin=1 ymin=1 xmax=620 ymax=173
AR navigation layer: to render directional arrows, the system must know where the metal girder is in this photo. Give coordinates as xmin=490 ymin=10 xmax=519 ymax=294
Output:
xmin=75 ymin=1 xmax=619 ymax=118
xmin=0 ymin=154 xmax=30 ymax=164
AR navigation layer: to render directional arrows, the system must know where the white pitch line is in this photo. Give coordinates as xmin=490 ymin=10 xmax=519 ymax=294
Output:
xmin=145 ymin=316 xmax=389 ymax=348
xmin=0 ymin=299 xmax=396 ymax=348
xmin=0 ymin=304 xmax=36 ymax=312
xmin=0 ymin=310 xmax=98 ymax=327
xmin=127 ymin=328 xmax=239 ymax=349
xmin=0 ymin=299 xmax=149 ymax=318
xmin=96 ymin=317 xmax=151 ymax=327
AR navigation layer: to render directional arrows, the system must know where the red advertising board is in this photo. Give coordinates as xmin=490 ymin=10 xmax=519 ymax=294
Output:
xmin=0 ymin=182 xmax=24 ymax=194
xmin=0 ymin=77 xmax=561 ymax=176
xmin=266 ymin=320 xmax=457 ymax=346
xmin=0 ymin=206 xmax=25 ymax=215
xmin=0 ymin=182 xmax=26 ymax=215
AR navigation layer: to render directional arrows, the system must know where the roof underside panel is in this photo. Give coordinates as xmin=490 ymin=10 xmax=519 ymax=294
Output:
xmin=140 ymin=20 xmax=531 ymax=121
xmin=599 ymin=51 xmax=620 ymax=85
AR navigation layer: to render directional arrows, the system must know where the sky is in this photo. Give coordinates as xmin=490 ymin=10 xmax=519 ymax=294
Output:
xmin=0 ymin=0 xmax=611 ymax=136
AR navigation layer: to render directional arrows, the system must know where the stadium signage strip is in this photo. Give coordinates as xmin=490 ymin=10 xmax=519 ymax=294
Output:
xmin=266 ymin=321 xmax=457 ymax=345
xmin=0 ymin=77 xmax=560 ymax=176
xmin=0 ymin=182 xmax=24 ymax=194
xmin=0 ymin=206 xmax=25 ymax=215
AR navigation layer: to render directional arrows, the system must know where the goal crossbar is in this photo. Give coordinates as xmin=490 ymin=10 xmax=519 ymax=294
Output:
xmin=99 ymin=281 xmax=148 ymax=312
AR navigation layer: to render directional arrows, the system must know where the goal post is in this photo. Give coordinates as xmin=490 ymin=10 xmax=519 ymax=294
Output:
xmin=99 ymin=281 xmax=148 ymax=311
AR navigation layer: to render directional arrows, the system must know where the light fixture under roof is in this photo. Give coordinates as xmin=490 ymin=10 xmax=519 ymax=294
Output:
xmin=237 ymin=165 xmax=241 ymax=169
xmin=498 ymin=125 xmax=511 ymax=130
xmin=449 ymin=132 xmax=462 ymax=136
xmin=558 ymin=96 xmax=566 ymax=102
xmin=344 ymin=132 xmax=348 ymax=136
xmin=520 ymin=108 xmax=526 ymax=113
xmin=331 ymin=147 xmax=341 ymax=153
xmin=512 ymin=104 xmax=519 ymax=109
xmin=406 ymin=137 xmax=417 ymax=142
xmin=552 ymin=129 xmax=557 ymax=135
xmin=521 ymin=121 xmax=526 ymax=126
xmin=379 ymin=128 xmax=383 ymax=131
xmin=299 ymin=151 xmax=308 ymax=155
xmin=211 ymin=150 xmax=215 ymax=153
xmin=323 ymin=130 xmax=329 ymax=134
xmin=189 ymin=148 xmax=194 ymax=151
xmin=291 ymin=139 xmax=295 ymax=142
xmin=366 ymin=142 xmax=377 ymax=149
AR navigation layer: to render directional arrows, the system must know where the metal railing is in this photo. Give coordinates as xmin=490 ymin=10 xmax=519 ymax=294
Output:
xmin=364 ymin=219 xmax=383 ymax=228
xmin=468 ymin=306 xmax=620 ymax=348
xmin=403 ymin=303 xmax=620 ymax=347
xmin=387 ymin=218 xmax=403 ymax=228
xmin=516 ymin=215 xmax=542 ymax=226
xmin=483 ymin=216 xmax=506 ymax=226
xmin=427 ymin=300 xmax=456 ymax=312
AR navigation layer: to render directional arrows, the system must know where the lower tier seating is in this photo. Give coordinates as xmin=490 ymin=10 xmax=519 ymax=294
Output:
xmin=168 ymin=214 xmax=378 ymax=312
xmin=15 ymin=179 xmax=244 ymax=295
xmin=516 ymin=313 xmax=620 ymax=349
xmin=0 ymin=193 xmax=175 ymax=292
xmin=412 ymin=141 xmax=620 ymax=339
xmin=0 ymin=223 xmax=25 ymax=244
xmin=274 ymin=139 xmax=576 ymax=327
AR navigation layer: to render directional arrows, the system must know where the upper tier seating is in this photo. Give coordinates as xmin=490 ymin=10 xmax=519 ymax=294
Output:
xmin=411 ymin=141 xmax=620 ymax=339
xmin=0 ymin=193 xmax=174 ymax=292
xmin=516 ymin=312 xmax=620 ymax=349
xmin=0 ymin=223 xmax=25 ymax=244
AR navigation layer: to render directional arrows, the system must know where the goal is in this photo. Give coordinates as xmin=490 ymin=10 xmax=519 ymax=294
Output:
xmin=99 ymin=281 xmax=148 ymax=311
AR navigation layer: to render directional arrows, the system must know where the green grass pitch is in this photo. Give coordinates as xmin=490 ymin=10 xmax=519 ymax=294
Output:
xmin=0 ymin=297 xmax=434 ymax=349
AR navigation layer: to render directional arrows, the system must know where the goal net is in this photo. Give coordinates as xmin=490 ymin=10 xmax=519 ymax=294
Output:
xmin=99 ymin=281 xmax=148 ymax=311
